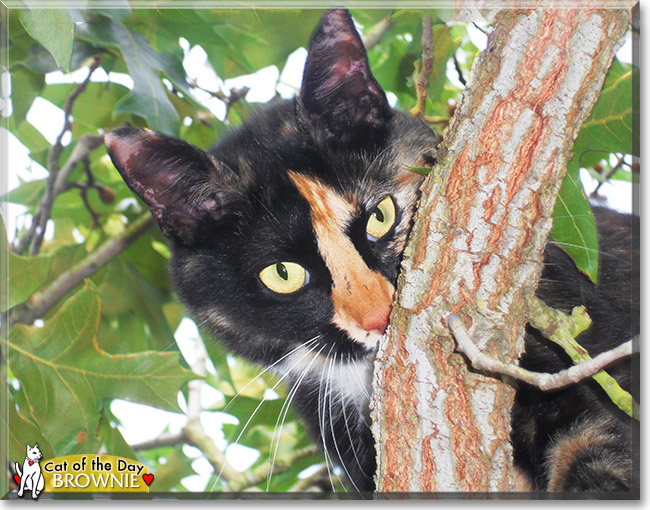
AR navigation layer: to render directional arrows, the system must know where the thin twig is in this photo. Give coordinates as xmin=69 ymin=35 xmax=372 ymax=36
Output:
xmin=181 ymin=335 xmax=320 ymax=491
xmin=188 ymin=82 xmax=249 ymax=121
xmin=472 ymin=22 xmax=489 ymax=35
xmin=9 ymin=213 xmax=155 ymax=326
xmin=131 ymin=432 xmax=185 ymax=451
xmin=410 ymin=17 xmax=434 ymax=118
xmin=448 ymin=313 xmax=634 ymax=391
xmin=528 ymin=298 xmax=639 ymax=419
xmin=590 ymin=154 xmax=626 ymax=197
xmin=423 ymin=115 xmax=450 ymax=124
xmin=23 ymin=57 xmax=102 ymax=256
xmin=12 ymin=129 xmax=104 ymax=255
xmin=287 ymin=463 xmax=328 ymax=492
xmin=453 ymin=53 xmax=467 ymax=87
xmin=181 ymin=337 xmax=248 ymax=491
xmin=361 ymin=13 xmax=395 ymax=50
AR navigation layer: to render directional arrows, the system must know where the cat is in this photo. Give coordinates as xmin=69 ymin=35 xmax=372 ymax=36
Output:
xmin=106 ymin=8 xmax=638 ymax=494
xmin=15 ymin=443 xmax=45 ymax=499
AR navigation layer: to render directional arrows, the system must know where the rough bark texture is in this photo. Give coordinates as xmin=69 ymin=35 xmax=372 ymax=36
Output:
xmin=371 ymin=6 xmax=631 ymax=493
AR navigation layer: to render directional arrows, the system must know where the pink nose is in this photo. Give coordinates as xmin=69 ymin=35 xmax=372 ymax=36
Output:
xmin=361 ymin=302 xmax=392 ymax=334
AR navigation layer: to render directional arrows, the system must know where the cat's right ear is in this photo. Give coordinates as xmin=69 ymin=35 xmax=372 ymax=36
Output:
xmin=106 ymin=126 xmax=235 ymax=245
xmin=299 ymin=8 xmax=390 ymax=143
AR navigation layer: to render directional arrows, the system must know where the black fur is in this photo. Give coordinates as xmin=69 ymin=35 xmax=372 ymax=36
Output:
xmin=107 ymin=9 xmax=638 ymax=495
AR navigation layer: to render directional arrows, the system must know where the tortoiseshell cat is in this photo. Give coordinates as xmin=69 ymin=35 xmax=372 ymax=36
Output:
xmin=107 ymin=9 xmax=638 ymax=494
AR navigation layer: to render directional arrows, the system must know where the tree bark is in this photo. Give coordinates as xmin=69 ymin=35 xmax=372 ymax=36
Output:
xmin=371 ymin=5 xmax=631 ymax=493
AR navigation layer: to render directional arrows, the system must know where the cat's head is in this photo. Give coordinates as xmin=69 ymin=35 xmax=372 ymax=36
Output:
xmin=26 ymin=444 xmax=42 ymax=461
xmin=106 ymin=9 xmax=437 ymax=367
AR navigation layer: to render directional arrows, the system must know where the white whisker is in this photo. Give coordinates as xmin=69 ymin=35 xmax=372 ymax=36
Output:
xmin=266 ymin=342 xmax=327 ymax=490
xmin=327 ymin=353 xmax=363 ymax=494
xmin=208 ymin=337 xmax=322 ymax=493
xmin=347 ymin=351 xmax=371 ymax=400
xmin=339 ymin=371 xmax=371 ymax=478
xmin=222 ymin=335 xmax=322 ymax=414
xmin=317 ymin=344 xmax=338 ymax=491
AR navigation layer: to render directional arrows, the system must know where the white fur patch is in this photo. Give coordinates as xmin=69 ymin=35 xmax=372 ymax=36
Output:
xmin=281 ymin=344 xmax=375 ymax=411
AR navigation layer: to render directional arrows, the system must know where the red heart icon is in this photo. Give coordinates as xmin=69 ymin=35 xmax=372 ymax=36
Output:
xmin=142 ymin=473 xmax=154 ymax=486
xmin=13 ymin=474 xmax=21 ymax=486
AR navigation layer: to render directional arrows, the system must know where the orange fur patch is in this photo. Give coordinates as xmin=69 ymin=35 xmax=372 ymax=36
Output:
xmin=513 ymin=467 xmax=534 ymax=492
xmin=289 ymin=171 xmax=394 ymax=345
xmin=545 ymin=420 xmax=626 ymax=491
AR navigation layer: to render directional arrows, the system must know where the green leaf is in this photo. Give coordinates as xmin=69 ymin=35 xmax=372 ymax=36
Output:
xmin=551 ymin=59 xmax=638 ymax=282
xmin=96 ymin=410 xmax=139 ymax=461
xmin=408 ymin=166 xmax=433 ymax=175
xmin=0 ymin=216 xmax=90 ymax=312
xmin=3 ymin=382 xmax=56 ymax=464
xmin=120 ymin=230 xmax=173 ymax=292
xmin=203 ymin=337 xmax=236 ymax=396
xmin=427 ymin=23 xmax=462 ymax=103
xmin=8 ymin=281 xmax=195 ymax=454
xmin=76 ymin=21 xmax=195 ymax=135
xmin=572 ymin=59 xmax=638 ymax=158
xmin=191 ymin=10 xmax=323 ymax=79
xmin=609 ymin=167 xmax=639 ymax=183
xmin=10 ymin=65 xmax=45 ymax=126
xmin=368 ymin=31 xmax=419 ymax=98
xmin=6 ymin=117 xmax=51 ymax=169
xmin=551 ymin=163 xmax=599 ymax=282
xmin=2 ymin=177 xmax=46 ymax=208
xmin=40 ymin=82 xmax=131 ymax=136
xmin=96 ymin=257 xmax=176 ymax=352
xmin=180 ymin=118 xmax=227 ymax=150
xmin=19 ymin=9 xmax=75 ymax=72
xmin=218 ymin=393 xmax=303 ymax=454
xmin=145 ymin=448 xmax=196 ymax=491
xmin=0 ymin=217 xmax=54 ymax=311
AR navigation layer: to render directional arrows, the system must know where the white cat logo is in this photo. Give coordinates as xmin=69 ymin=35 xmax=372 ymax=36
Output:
xmin=14 ymin=443 xmax=45 ymax=499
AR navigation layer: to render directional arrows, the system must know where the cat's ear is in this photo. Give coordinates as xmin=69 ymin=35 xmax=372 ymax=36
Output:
xmin=106 ymin=126 xmax=236 ymax=244
xmin=299 ymin=8 xmax=390 ymax=141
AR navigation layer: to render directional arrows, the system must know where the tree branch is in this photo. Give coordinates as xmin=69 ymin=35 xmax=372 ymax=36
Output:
xmin=131 ymin=432 xmax=185 ymax=451
xmin=361 ymin=14 xmax=395 ymax=50
xmin=12 ymin=132 xmax=105 ymax=255
xmin=180 ymin=335 xmax=319 ymax=492
xmin=372 ymin=7 xmax=631 ymax=492
xmin=410 ymin=16 xmax=434 ymax=118
xmin=181 ymin=336 xmax=248 ymax=491
xmin=448 ymin=314 xmax=634 ymax=391
xmin=590 ymin=154 xmax=626 ymax=197
xmin=528 ymin=298 xmax=639 ymax=419
xmin=287 ymin=464 xmax=329 ymax=492
xmin=14 ymin=58 xmax=102 ymax=256
xmin=9 ymin=213 xmax=155 ymax=326
xmin=453 ymin=53 xmax=467 ymax=87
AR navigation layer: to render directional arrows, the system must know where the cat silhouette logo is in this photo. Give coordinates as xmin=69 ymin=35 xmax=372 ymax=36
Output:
xmin=14 ymin=443 xmax=45 ymax=499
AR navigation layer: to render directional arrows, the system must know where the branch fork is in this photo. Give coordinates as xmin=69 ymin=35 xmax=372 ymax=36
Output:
xmin=447 ymin=298 xmax=638 ymax=419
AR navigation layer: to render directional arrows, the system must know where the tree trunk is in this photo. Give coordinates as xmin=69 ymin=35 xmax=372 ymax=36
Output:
xmin=371 ymin=5 xmax=631 ymax=493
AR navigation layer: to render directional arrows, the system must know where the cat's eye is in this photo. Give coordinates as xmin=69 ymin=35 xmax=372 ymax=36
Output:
xmin=259 ymin=262 xmax=309 ymax=294
xmin=366 ymin=196 xmax=396 ymax=241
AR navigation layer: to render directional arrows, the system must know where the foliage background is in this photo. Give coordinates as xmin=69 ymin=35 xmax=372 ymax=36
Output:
xmin=1 ymin=2 xmax=638 ymax=494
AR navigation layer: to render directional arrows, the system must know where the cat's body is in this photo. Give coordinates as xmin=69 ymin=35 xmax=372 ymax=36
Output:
xmin=107 ymin=9 xmax=638 ymax=494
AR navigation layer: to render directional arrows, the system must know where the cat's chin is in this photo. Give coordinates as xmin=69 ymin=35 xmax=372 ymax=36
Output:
xmin=337 ymin=324 xmax=386 ymax=350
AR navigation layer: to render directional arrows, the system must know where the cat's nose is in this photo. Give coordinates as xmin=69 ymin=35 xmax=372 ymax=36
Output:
xmin=361 ymin=302 xmax=392 ymax=334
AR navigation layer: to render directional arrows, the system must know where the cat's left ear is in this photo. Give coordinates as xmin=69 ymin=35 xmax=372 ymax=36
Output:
xmin=299 ymin=9 xmax=390 ymax=142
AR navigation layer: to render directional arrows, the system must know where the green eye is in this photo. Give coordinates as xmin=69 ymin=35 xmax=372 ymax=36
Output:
xmin=259 ymin=262 xmax=308 ymax=294
xmin=366 ymin=196 xmax=396 ymax=241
